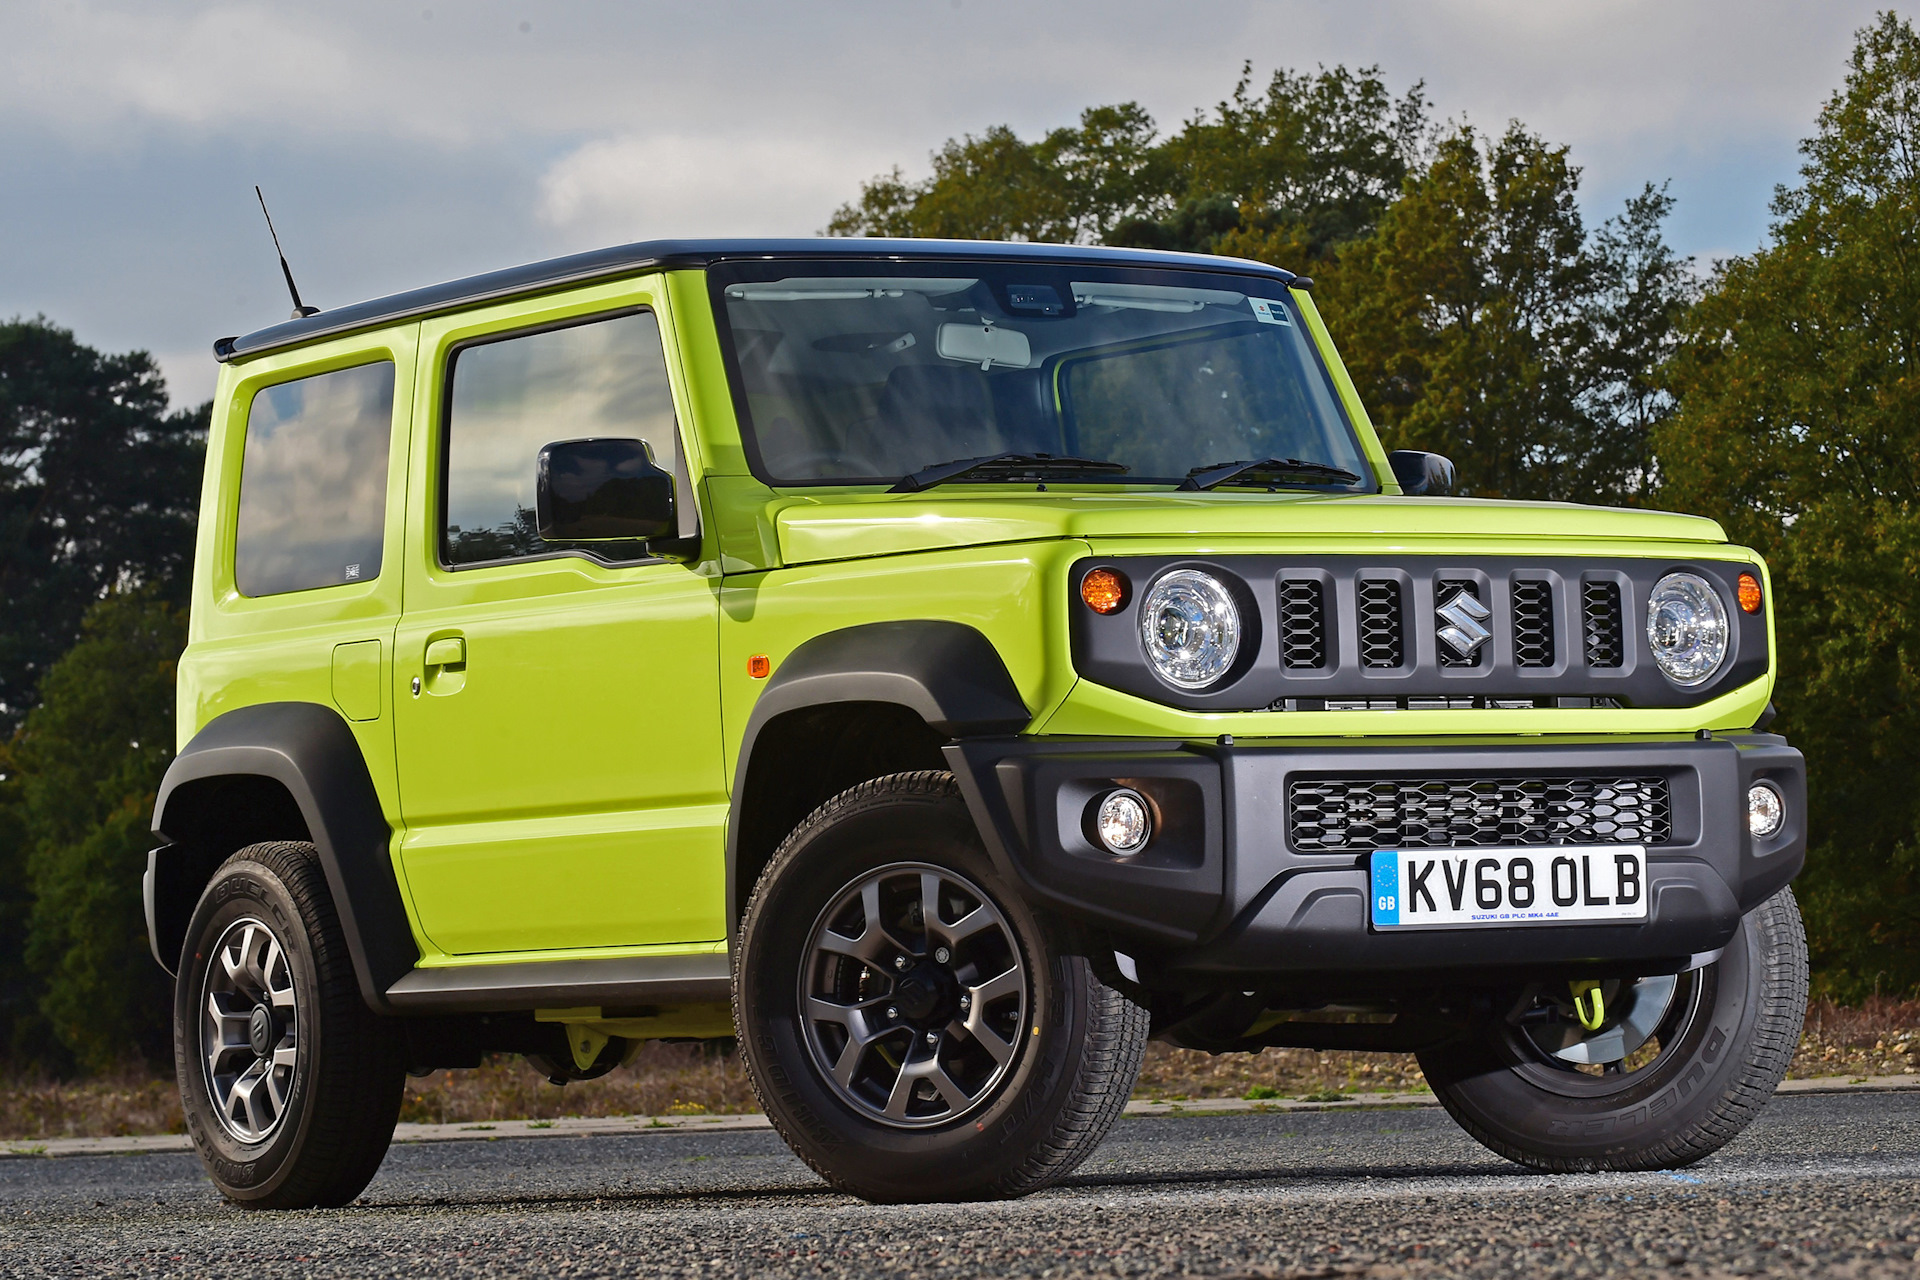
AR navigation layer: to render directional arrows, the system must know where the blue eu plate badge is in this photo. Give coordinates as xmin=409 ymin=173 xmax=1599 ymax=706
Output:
xmin=1370 ymin=851 xmax=1401 ymax=927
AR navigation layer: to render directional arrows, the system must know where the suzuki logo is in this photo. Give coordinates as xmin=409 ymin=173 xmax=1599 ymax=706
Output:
xmin=1436 ymin=587 xmax=1492 ymax=659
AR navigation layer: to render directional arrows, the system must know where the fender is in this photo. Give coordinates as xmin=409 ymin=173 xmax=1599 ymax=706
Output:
xmin=725 ymin=620 xmax=1030 ymax=926
xmin=149 ymin=701 xmax=416 ymax=1013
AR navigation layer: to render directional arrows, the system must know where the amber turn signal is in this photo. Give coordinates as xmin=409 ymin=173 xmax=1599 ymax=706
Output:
xmin=747 ymin=654 xmax=771 ymax=678
xmin=1080 ymin=568 xmax=1128 ymax=614
xmin=1736 ymin=572 xmax=1763 ymax=614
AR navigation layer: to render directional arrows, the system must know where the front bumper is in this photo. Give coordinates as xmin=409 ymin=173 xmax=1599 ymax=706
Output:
xmin=945 ymin=733 xmax=1805 ymax=983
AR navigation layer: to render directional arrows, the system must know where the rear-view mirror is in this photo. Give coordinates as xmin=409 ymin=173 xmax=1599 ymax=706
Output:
xmin=536 ymin=438 xmax=676 ymax=542
xmin=1388 ymin=450 xmax=1455 ymax=497
xmin=937 ymin=323 xmax=1032 ymax=370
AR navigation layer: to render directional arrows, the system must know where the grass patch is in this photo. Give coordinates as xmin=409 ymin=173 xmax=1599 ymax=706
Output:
xmin=3 ymin=997 xmax=1913 ymax=1139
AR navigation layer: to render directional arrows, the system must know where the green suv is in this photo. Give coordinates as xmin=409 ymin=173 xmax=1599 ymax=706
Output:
xmin=146 ymin=239 xmax=1808 ymax=1208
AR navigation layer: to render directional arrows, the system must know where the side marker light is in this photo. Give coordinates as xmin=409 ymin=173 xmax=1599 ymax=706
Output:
xmin=747 ymin=654 xmax=771 ymax=679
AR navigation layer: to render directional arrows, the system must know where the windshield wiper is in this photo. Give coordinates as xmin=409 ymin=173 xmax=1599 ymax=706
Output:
xmin=890 ymin=452 xmax=1130 ymax=493
xmin=1179 ymin=457 xmax=1363 ymax=492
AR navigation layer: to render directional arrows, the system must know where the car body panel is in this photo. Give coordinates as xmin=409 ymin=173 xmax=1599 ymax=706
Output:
xmin=155 ymin=241 xmax=1797 ymax=1013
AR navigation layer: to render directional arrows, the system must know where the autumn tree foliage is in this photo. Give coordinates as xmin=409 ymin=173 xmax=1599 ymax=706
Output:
xmin=1658 ymin=12 xmax=1920 ymax=996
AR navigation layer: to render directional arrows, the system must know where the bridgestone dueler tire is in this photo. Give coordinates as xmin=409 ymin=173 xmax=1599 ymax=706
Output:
xmin=734 ymin=771 xmax=1149 ymax=1203
xmin=174 ymin=842 xmax=406 ymax=1208
xmin=1417 ymin=887 xmax=1809 ymax=1172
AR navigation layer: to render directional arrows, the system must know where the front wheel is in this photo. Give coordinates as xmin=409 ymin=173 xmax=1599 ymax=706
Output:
xmin=734 ymin=772 xmax=1149 ymax=1202
xmin=1418 ymin=887 xmax=1809 ymax=1172
xmin=174 ymin=842 xmax=406 ymax=1208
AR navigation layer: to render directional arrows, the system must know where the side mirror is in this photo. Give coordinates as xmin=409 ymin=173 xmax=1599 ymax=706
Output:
xmin=536 ymin=438 xmax=676 ymax=542
xmin=1388 ymin=450 xmax=1455 ymax=497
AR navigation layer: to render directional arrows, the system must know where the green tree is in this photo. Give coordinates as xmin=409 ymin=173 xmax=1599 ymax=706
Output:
xmin=8 ymin=591 xmax=184 ymax=1072
xmin=0 ymin=318 xmax=206 ymax=733
xmin=1656 ymin=12 xmax=1920 ymax=996
xmin=1321 ymin=123 xmax=1692 ymax=502
xmin=827 ymin=64 xmax=1426 ymax=265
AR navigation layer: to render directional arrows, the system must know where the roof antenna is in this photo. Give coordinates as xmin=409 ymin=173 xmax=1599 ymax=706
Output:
xmin=254 ymin=186 xmax=320 ymax=320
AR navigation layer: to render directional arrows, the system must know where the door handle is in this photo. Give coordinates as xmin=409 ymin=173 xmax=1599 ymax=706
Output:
xmin=424 ymin=637 xmax=466 ymax=669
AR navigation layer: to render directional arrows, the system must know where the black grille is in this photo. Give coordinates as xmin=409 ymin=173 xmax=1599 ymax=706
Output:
xmin=1278 ymin=579 xmax=1326 ymax=669
xmin=1583 ymin=581 xmax=1624 ymax=668
xmin=1513 ymin=580 xmax=1555 ymax=668
xmin=1357 ymin=579 xmax=1403 ymax=668
xmin=1435 ymin=579 xmax=1484 ymax=669
xmin=1288 ymin=775 xmax=1672 ymax=849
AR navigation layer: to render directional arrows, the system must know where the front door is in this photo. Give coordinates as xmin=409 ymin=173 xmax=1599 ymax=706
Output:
xmin=393 ymin=286 xmax=726 ymax=956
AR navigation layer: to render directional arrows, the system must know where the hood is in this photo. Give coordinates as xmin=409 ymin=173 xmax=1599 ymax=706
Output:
xmin=765 ymin=489 xmax=1729 ymax=567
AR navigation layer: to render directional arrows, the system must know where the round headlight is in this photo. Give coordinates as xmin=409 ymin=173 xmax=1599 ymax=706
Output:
xmin=1140 ymin=569 xmax=1241 ymax=689
xmin=1747 ymin=783 xmax=1784 ymax=838
xmin=1647 ymin=572 xmax=1729 ymax=686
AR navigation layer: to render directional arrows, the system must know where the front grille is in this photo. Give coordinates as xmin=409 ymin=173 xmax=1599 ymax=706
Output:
xmin=1513 ymin=580 xmax=1555 ymax=668
xmin=1583 ymin=581 xmax=1624 ymax=668
xmin=1288 ymin=775 xmax=1672 ymax=849
xmin=1278 ymin=579 xmax=1326 ymax=669
xmin=1357 ymin=579 xmax=1403 ymax=668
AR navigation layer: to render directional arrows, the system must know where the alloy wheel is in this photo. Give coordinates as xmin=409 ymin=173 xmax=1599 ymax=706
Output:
xmin=201 ymin=916 xmax=301 ymax=1143
xmin=798 ymin=862 xmax=1029 ymax=1128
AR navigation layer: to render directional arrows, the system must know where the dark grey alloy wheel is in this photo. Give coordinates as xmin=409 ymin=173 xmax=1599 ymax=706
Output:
xmin=1418 ymin=886 xmax=1808 ymax=1172
xmin=800 ymin=861 xmax=1029 ymax=1128
xmin=201 ymin=916 xmax=302 ymax=1143
xmin=736 ymin=771 xmax=1149 ymax=1203
xmin=174 ymin=841 xmax=406 ymax=1209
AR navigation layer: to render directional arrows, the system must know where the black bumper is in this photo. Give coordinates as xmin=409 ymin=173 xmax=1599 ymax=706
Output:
xmin=944 ymin=733 xmax=1805 ymax=982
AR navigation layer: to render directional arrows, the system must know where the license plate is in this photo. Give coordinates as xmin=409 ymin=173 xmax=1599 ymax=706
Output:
xmin=1369 ymin=846 xmax=1648 ymax=929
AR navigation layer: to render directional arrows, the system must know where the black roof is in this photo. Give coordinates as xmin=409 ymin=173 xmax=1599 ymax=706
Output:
xmin=214 ymin=237 xmax=1298 ymax=362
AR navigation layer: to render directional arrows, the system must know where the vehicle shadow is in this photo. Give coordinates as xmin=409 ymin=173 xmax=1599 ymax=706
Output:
xmin=355 ymin=1159 xmax=1526 ymax=1213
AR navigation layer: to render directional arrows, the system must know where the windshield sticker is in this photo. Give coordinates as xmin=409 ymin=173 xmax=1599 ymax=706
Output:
xmin=1248 ymin=298 xmax=1292 ymax=326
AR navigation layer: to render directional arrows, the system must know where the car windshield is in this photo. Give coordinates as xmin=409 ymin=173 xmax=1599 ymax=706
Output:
xmin=709 ymin=261 xmax=1373 ymax=490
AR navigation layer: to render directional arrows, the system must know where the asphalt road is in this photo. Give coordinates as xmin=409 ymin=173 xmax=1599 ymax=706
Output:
xmin=3 ymin=1092 xmax=1918 ymax=1278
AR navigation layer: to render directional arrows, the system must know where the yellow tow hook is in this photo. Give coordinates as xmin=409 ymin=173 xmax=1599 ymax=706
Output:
xmin=1570 ymin=980 xmax=1606 ymax=1032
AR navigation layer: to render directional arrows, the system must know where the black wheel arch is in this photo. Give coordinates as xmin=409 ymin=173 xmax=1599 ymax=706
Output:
xmin=147 ymin=701 xmax=416 ymax=1013
xmin=726 ymin=621 xmax=1030 ymax=935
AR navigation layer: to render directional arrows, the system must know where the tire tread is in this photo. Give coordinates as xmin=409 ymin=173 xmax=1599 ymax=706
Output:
xmin=736 ymin=771 xmax=1148 ymax=1201
xmin=181 ymin=842 xmax=403 ymax=1209
xmin=1429 ymin=887 xmax=1808 ymax=1173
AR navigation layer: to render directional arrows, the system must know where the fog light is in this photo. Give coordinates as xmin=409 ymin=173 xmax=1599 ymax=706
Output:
xmin=1747 ymin=783 xmax=1784 ymax=838
xmin=1093 ymin=789 xmax=1151 ymax=855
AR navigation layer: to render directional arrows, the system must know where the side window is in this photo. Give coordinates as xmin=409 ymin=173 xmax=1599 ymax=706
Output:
xmin=443 ymin=309 xmax=681 ymax=567
xmin=234 ymin=361 xmax=395 ymax=597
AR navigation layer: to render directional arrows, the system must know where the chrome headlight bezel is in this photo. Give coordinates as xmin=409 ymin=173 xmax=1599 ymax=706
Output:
xmin=1139 ymin=568 xmax=1242 ymax=690
xmin=1646 ymin=571 xmax=1730 ymax=687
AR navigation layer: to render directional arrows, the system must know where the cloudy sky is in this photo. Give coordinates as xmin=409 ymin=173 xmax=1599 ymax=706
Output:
xmin=0 ymin=0 xmax=1890 ymax=407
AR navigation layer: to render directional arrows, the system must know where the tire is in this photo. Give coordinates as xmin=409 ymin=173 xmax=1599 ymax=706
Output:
xmin=734 ymin=771 xmax=1149 ymax=1203
xmin=1417 ymin=886 xmax=1808 ymax=1172
xmin=174 ymin=841 xmax=406 ymax=1208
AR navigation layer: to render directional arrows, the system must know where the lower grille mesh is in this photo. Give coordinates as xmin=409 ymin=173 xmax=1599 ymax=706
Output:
xmin=1288 ymin=775 xmax=1672 ymax=849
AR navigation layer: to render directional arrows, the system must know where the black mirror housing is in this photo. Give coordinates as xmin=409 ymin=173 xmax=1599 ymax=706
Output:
xmin=1388 ymin=450 xmax=1455 ymax=497
xmin=536 ymin=438 xmax=676 ymax=542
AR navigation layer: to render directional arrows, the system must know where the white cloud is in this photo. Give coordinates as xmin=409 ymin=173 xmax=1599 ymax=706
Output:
xmin=0 ymin=0 xmax=1896 ymax=407
xmin=536 ymin=132 xmax=894 ymax=243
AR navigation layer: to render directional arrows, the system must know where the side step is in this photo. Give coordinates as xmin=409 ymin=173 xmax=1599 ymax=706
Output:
xmin=384 ymin=952 xmax=731 ymax=1013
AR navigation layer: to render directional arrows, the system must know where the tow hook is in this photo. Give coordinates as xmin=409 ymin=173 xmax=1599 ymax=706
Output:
xmin=1569 ymin=980 xmax=1606 ymax=1031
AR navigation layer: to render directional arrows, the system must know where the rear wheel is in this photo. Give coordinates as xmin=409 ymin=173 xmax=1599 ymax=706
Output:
xmin=1418 ymin=887 xmax=1808 ymax=1171
xmin=735 ymin=772 xmax=1148 ymax=1202
xmin=174 ymin=842 xmax=405 ymax=1208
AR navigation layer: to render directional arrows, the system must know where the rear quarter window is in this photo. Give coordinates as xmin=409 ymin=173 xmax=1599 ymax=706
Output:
xmin=233 ymin=361 xmax=395 ymax=597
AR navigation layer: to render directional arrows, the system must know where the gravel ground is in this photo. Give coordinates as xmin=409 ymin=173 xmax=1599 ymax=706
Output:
xmin=3 ymin=1092 xmax=1917 ymax=1278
